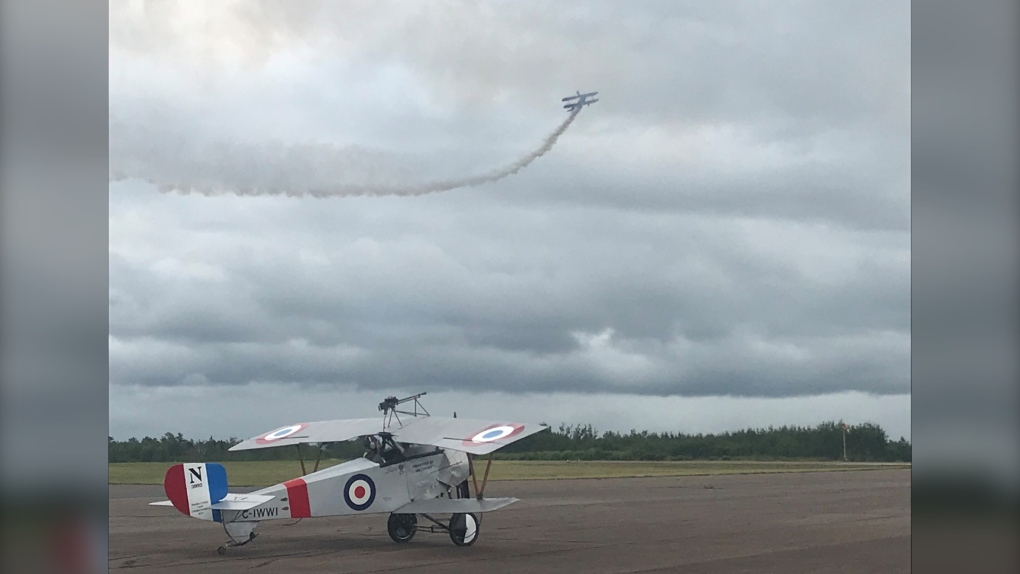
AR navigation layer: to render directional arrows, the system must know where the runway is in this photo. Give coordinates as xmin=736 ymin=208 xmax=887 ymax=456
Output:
xmin=110 ymin=469 xmax=909 ymax=573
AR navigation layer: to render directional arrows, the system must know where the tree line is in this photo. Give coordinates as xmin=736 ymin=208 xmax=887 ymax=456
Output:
xmin=109 ymin=421 xmax=910 ymax=463
xmin=498 ymin=421 xmax=910 ymax=462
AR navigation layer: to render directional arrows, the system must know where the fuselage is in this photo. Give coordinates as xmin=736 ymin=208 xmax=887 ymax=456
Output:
xmin=218 ymin=446 xmax=470 ymax=525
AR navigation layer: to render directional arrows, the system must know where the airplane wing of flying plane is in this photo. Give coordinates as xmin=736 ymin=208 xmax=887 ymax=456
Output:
xmin=562 ymin=90 xmax=599 ymax=111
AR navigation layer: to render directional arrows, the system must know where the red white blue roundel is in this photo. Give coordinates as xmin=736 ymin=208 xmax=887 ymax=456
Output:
xmin=255 ymin=423 xmax=308 ymax=445
xmin=463 ymin=423 xmax=525 ymax=446
xmin=344 ymin=474 xmax=376 ymax=511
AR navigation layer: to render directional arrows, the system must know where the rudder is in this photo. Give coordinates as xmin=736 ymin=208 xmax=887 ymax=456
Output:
xmin=163 ymin=462 xmax=229 ymax=522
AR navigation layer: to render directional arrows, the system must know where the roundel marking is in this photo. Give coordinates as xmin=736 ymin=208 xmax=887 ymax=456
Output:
xmin=344 ymin=474 xmax=376 ymax=511
xmin=255 ymin=423 xmax=308 ymax=444
xmin=462 ymin=423 xmax=525 ymax=446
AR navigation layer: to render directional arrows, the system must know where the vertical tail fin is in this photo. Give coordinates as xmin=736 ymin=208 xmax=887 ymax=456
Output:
xmin=163 ymin=463 xmax=228 ymax=521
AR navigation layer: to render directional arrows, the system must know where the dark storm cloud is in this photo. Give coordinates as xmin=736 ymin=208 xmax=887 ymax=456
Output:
xmin=109 ymin=1 xmax=909 ymax=402
xmin=109 ymin=189 xmax=908 ymax=398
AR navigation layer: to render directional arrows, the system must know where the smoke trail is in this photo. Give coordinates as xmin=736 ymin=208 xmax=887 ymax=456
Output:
xmin=392 ymin=108 xmax=581 ymax=196
xmin=109 ymin=109 xmax=582 ymax=198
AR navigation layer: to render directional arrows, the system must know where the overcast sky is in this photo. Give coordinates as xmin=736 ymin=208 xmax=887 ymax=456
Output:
xmin=108 ymin=1 xmax=910 ymax=442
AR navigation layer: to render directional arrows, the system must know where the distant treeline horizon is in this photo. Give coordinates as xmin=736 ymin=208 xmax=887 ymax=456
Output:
xmin=109 ymin=421 xmax=911 ymax=463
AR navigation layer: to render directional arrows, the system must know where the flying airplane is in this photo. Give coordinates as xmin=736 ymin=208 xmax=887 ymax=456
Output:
xmin=151 ymin=393 xmax=549 ymax=554
xmin=562 ymin=90 xmax=599 ymax=111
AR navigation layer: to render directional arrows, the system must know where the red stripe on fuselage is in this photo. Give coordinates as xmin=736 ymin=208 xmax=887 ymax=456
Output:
xmin=284 ymin=478 xmax=311 ymax=518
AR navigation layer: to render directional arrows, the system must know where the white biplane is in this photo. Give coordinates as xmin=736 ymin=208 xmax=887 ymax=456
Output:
xmin=151 ymin=393 xmax=548 ymax=554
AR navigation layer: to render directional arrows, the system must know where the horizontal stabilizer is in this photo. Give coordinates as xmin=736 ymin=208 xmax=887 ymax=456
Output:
xmin=211 ymin=493 xmax=275 ymax=511
xmin=396 ymin=497 xmax=518 ymax=514
xmin=150 ymin=493 xmax=274 ymax=512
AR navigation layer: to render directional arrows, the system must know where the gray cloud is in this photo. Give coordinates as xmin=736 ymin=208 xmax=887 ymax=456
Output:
xmin=109 ymin=185 xmax=908 ymax=398
xmin=109 ymin=1 xmax=910 ymax=433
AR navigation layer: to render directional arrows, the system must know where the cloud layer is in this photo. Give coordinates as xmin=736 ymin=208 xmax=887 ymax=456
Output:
xmin=110 ymin=1 xmax=910 ymax=435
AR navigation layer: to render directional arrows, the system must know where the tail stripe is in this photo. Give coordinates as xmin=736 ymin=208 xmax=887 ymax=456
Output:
xmin=284 ymin=478 xmax=312 ymax=518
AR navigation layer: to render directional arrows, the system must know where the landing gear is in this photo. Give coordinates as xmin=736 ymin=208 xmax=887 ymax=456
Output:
xmin=408 ymin=511 xmax=482 ymax=547
xmin=449 ymin=513 xmax=479 ymax=546
xmin=387 ymin=513 xmax=417 ymax=543
xmin=387 ymin=473 xmax=478 ymax=547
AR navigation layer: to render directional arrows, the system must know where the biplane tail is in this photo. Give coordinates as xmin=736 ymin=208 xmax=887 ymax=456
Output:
xmin=150 ymin=463 xmax=274 ymax=523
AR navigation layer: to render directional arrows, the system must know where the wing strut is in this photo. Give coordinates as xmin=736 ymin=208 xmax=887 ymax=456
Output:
xmin=296 ymin=444 xmax=307 ymax=475
xmin=295 ymin=443 xmax=327 ymax=476
xmin=312 ymin=444 xmax=324 ymax=473
xmin=469 ymin=454 xmax=495 ymax=500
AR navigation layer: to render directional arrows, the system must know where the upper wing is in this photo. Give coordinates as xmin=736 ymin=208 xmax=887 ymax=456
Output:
xmin=394 ymin=416 xmax=549 ymax=455
xmin=229 ymin=415 xmax=548 ymax=455
xmin=229 ymin=418 xmax=382 ymax=451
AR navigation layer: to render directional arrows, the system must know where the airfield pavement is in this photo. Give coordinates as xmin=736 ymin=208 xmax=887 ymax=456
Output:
xmin=110 ymin=469 xmax=909 ymax=573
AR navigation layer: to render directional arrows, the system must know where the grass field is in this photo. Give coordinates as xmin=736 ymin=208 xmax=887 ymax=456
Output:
xmin=109 ymin=459 xmax=909 ymax=487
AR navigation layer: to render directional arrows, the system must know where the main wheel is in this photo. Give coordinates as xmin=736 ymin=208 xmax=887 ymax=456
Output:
xmin=449 ymin=513 xmax=479 ymax=547
xmin=387 ymin=513 xmax=417 ymax=543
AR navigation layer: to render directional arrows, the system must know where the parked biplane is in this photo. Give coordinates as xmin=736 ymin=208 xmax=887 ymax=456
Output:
xmin=151 ymin=393 xmax=548 ymax=554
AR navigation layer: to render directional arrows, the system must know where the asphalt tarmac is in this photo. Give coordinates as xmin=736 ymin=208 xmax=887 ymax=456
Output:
xmin=110 ymin=469 xmax=909 ymax=573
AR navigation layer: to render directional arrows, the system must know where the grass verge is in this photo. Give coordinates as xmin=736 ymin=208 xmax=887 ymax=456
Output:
xmin=110 ymin=459 xmax=909 ymax=487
